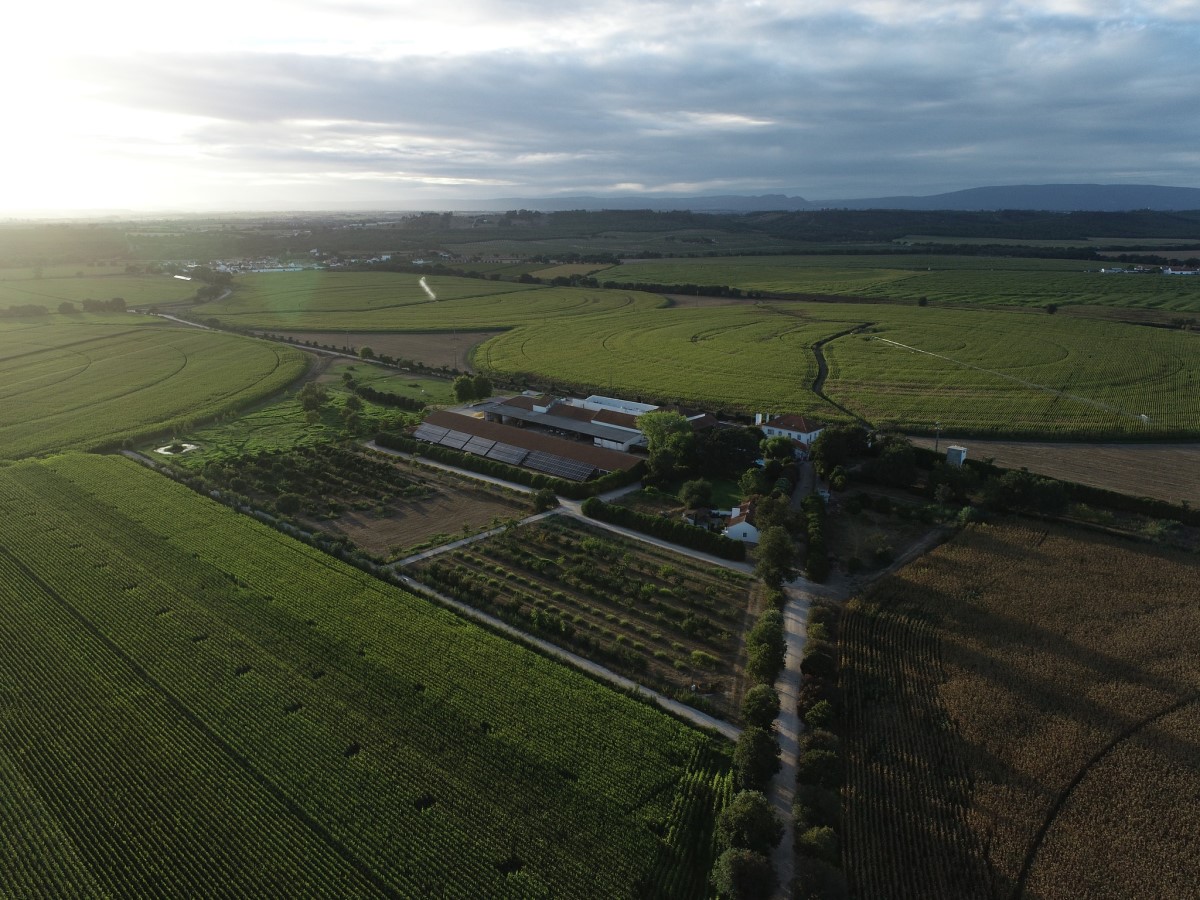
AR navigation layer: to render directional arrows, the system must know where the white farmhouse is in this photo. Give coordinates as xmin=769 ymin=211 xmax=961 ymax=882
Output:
xmin=755 ymin=413 xmax=826 ymax=458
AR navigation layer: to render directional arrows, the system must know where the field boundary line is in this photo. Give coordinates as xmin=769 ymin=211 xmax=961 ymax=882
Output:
xmin=1013 ymin=691 xmax=1200 ymax=899
xmin=0 ymin=545 xmax=400 ymax=900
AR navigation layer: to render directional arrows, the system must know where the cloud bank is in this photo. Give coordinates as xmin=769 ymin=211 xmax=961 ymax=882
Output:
xmin=6 ymin=0 xmax=1200 ymax=210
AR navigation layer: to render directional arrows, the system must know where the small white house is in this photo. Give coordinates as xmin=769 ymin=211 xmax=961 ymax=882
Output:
xmin=723 ymin=500 xmax=760 ymax=544
xmin=946 ymin=445 xmax=968 ymax=468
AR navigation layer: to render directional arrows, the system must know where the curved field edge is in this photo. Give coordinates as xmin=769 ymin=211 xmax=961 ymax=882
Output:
xmin=0 ymin=323 xmax=309 ymax=459
xmin=0 ymin=453 xmax=729 ymax=899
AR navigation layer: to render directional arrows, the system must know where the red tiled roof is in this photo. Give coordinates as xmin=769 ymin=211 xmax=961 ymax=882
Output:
xmin=593 ymin=408 xmax=641 ymax=430
xmin=549 ymin=402 xmax=595 ymax=423
xmin=768 ymin=414 xmax=824 ymax=434
xmin=421 ymin=410 xmax=640 ymax=472
xmin=498 ymin=395 xmax=536 ymax=411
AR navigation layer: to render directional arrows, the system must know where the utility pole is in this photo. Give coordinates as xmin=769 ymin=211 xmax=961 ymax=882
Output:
xmin=934 ymin=421 xmax=941 ymax=454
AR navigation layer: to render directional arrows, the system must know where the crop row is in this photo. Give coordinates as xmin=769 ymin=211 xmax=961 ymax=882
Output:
xmin=0 ymin=454 xmax=730 ymax=898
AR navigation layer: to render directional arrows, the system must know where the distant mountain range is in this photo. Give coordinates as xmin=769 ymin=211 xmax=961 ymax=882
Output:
xmin=473 ymin=184 xmax=1200 ymax=213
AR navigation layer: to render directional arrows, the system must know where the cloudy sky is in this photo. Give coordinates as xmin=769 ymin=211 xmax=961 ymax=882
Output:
xmin=4 ymin=0 xmax=1198 ymax=212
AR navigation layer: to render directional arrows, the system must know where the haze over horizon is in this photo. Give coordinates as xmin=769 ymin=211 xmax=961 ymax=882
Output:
xmin=6 ymin=0 xmax=1200 ymax=214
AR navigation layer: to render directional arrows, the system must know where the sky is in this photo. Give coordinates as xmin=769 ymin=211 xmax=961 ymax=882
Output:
xmin=4 ymin=0 xmax=1199 ymax=213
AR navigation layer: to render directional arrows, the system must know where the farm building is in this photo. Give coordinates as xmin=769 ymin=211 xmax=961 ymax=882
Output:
xmin=754 ymin=413 xmax=825 ymax=459
xmin=413 ymin=409 xmax=640 ymax=481
xmin=723 ymin=499 xmax=760 ymax=544
xmin=479 ymin=392 xmax=713 ymax=452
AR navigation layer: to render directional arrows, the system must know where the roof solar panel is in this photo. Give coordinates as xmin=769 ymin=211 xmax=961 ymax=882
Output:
xmin=485 ymin=442 xmax=528 ymax=465
xmin=413 ymin=423 xmax=449 ymax=443
xmin=463 ymin=436 xmax=496 ymax=456
xmin=524 ymin=451 xmax=595 ymax=482
xmin=438 ymin=430 xmax=471 ymax=449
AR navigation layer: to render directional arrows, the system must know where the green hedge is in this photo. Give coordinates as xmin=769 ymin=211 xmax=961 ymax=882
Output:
xmin=579 ymin=497 xmax=747 ymax=561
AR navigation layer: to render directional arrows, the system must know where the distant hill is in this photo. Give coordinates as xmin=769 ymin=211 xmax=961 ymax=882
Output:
xmin=475 ymin=184 xmax=1200 ymax=213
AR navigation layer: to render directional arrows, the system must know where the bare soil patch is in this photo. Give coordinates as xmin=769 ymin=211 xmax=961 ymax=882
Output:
xmin=271 ymin=330 xmax=503 ymax=371
xmin=327 ymin=489 xmax=521 ymax=558
xmin=908 ymin=437 xmax=1200 ymax=505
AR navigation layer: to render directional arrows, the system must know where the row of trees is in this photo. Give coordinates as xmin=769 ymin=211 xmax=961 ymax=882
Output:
xmin=793 ymin=603 xmax=848 ymax=899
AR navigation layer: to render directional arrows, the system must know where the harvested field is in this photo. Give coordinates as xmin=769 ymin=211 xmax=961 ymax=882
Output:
xmin=270 ymin=330 xmax=502 ymax=370
xmin=908 ymin=436 xmax=1200 ymax=505
xmin=840 ymin=520 xmax=1200 ymax=899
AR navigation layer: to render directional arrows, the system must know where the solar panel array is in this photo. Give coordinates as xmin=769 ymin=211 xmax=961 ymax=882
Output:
xmin=413 ymin=423 xmax=597 ymax=481
xmin=524 ymin=451 xmax=595 ymax=482
xmin=413 ymin=423 xmax=449 ymax=443
xmin=463 ymin=436 xmax=496 ymax=456
xmin=486 ymin=442 xmax=528 ymax=465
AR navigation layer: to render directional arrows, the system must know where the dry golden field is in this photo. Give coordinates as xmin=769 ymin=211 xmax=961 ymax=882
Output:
xmin=840 ymin=521 xmax=1200 ymax=899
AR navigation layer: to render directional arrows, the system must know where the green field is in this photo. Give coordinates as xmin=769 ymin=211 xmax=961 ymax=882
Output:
xmin=0 ymin=320 xmax=307 ymax=458
xmin=607 ymin=255 xmax=1200 ymax=311
xmin=0 ymin=273 xmax=198 ymax=310
xmin=478 ymin=301 xmax=1200 ymax=437
xmin=201 ymin=271 xmax=661 ymax=331
xmin=189 ymin=271 xmax=1200 ymax=438
xmin=0 ymin=454 xmax=730 ymax=898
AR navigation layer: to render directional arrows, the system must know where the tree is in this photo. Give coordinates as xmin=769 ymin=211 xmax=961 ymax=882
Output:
xmin=761 ymin=435 xmax=794 ymax=460
xmin=298 ymin=382 xmax=328 ymax=412
xmin=810 ymin=425 xmax=869 ymax=477
xmin=697 ymin=426 xmax=763 ymax=478
xmin=733 ymin=726 xmax=780 ymax=791
xmin=57 ymin=301 xmax=77 ymax=315
xmin=358 ymin=346 xmax=375 ymax=359
xmin=343 ymin=394 xmax=363 ymax=412
xmin=452 ymin=374 xmax=476 ymax=403
xmin=740 ymin=684 xmax=781 ymax=730
xmin=864 ymin=435 xmax=917 ymax=488
xmin=716 ymin=791 xmax=784 ymax=854
xmin=755 ymin=525 xmax=794 ymax=588
xmin=710 ymin=848 xmax=776 ymax=899
xmin=1045 ymin=303 xmax=1059 ymax=314
xmin=637 ymin=410 xmax=694 ymax=482
xmin=471 ymin=373 xmax=492 ymax=399
xmin=532 ymin=488 xmax=558 ymax=512
xmin=678 ymin=478 xmax=713 ymax=509
xmin=275 ymin=493 xmax=302 ymax=516
xmin=738 ymin=467 xmax=767 ymax=497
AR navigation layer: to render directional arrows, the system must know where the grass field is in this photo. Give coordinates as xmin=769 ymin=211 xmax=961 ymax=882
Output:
xmin=201 ymin=271 xmax=661 ymax=331
xmin=187 ymin=271 xmax=1200 ymax=438
xmin=839 ymin=520 xmax=1200 ymax=899
xmin=0 ymin=454 xmax=730 ymax=899
xmin=0 ymin=320 xmax=307 ymax=458
xmin=608 ymin=255 xmax=1200 ymax=311
xmin=0 ymin=273 xmax=198 ymax=309
xmin=480 ymin=301 xmax=1200 ymax=437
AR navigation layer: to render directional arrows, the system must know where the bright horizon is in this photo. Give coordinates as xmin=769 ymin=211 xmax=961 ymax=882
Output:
xmin=5 ymin=0 xmax=1200 ymax=214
